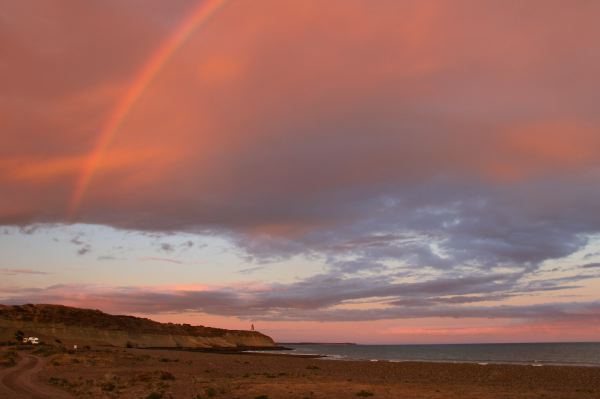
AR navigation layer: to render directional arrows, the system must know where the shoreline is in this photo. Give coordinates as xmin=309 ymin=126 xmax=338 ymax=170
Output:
xmin=128 ymin=344 xmax=600 ymax=368
xmin=264 ymin=342 xmax=600 ymax=368
xmin=246 ymin=350 xmax=600 ymax=368
xmin=31 ymin=346 xmax=600 ymax=398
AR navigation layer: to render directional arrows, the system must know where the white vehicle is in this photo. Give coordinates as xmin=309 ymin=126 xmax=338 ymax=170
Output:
xmin=22 ymin=337 xmax=40 ymax=345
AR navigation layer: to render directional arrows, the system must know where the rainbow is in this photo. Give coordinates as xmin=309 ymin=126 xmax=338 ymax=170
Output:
xmin=68 ymin=0 xmax=229 ymax=218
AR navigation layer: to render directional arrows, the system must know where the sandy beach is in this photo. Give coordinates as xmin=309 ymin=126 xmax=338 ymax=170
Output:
xmin=5 ymin=347 xmax=595 ymax=398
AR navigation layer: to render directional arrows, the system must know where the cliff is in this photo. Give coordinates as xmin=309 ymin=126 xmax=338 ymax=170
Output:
xmin=0 ymin=304 xmax=275 ymax=349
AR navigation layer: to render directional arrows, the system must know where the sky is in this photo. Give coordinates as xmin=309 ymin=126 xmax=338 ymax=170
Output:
xmin=1 ymin=0 xmax=600 ymax=344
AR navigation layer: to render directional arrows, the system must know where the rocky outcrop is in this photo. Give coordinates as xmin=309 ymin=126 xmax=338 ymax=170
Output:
xmin=0 ymin=304 xmax=275 ymax=349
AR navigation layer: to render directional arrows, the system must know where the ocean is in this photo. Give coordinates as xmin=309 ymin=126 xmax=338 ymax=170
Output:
xmin=264 ymin=342 xmax=600 ymax=367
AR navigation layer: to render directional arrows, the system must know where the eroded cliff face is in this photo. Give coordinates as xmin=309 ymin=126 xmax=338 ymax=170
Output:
xmin=0 ymin=304 xmax=275 ymax=349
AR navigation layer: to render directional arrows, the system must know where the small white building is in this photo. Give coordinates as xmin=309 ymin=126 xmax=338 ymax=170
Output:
xmin=22 ymin=337 xmax=39 ymax=345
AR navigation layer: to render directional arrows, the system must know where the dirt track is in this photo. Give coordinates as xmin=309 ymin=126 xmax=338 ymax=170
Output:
xmin=0 ymin=353 xmax=72 ymax=399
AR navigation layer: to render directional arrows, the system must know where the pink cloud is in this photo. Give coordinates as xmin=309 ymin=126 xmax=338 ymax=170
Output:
xmin=2 ymin=0 xmax=600 ymax=233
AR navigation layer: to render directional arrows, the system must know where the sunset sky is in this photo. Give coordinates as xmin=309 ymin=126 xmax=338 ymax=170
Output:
xmin=1 ymin=0 xmax=600 ymax=343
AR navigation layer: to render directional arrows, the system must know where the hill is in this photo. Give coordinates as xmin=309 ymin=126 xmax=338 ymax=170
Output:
xmin=0 ymin=304 xmax=275 ymax=349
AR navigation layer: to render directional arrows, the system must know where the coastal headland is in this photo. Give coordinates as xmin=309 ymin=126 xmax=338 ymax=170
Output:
xmin=0 ymin=304 xmax=275 ymax=350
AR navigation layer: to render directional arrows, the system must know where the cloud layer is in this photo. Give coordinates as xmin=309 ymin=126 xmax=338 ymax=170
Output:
xmin=3 ymin=1 xmax=600 ymax=229
xmin=2 ymin=0 xmax=600 ymax=334
xmin=2 ymin=267 xmax=599 ymax=323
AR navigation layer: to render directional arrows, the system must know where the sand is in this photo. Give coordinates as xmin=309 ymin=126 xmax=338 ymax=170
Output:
xmin=19 ymin=347 xmax=600 ymax=398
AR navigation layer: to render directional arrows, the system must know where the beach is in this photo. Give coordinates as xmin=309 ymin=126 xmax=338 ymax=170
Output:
xmin=23 ymin=347 xmax=600 ymax=398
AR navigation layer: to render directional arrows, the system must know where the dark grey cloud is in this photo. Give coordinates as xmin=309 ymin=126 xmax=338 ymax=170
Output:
xmin=0 ymin=268 xmax=50 ymax=276
xmin=77 ymin=246 xmax=91 ymax=256
xmin=69 ymin=234 xmax=92 ymax=256
xmin=237 ymin=266 xmax=266 ymax=274
xmin=582 ymin=262 xmax=600 ymax=269
xmin=70 ymin=236 xmax=85 ymax=246
xmin=18 ymin=225 xmax=39 ymax=235
xmin=97 ymin=255 xmax=121 ymax=261
xmin=247 ymin=273 xmax=523 ymax=311
xmin=251 ymin=301 xmax=600 ymax=323
xmin=159 ymin=243 xmax=174 ymax=253
xmin=2 ymin=268 xmax=595 ymax=322
xmin=390 ymin=293 xmax=513 ymax=307
xmin=217 ymin=176 xmax=600 ymax=317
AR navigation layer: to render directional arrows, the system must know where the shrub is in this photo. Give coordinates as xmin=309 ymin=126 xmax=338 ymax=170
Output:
xmin=146 ymin=392 xmax=164 ymax=399
xmin=255 ymin=396 xmax=269 ymax=399
xmin=48 ymin=377 xmax=71 ymax=387
xmin=33 ymin=345 xmax=64 ymax=357
xmin=101 ymin=381 xmax=116 ymax=391
xmin=356 ymin=390 xmax=374 ymax=397
xmin=0 ymin=351 xmax=18 ymax=368
xmin=159 ymin=371 xmax=175 ymax=380
xmin=205 ymin=387 xmax=217 ymax=397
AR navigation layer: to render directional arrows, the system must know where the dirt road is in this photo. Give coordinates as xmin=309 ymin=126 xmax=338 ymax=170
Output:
xmin=0 ymin=353 xmax=73 ymax=399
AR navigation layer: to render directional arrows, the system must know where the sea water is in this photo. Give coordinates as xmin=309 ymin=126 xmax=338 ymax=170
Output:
xmin=270 ymin=342 xmax=600 ymax=366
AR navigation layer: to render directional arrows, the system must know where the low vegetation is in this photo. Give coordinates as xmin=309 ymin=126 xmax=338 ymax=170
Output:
xmin=48 ymin=377 xmax=74 ymax=388
xmin=100 ymin=381 xmax=116 ymax=391
xmin=33 ymin=344 xmax=66 ymax=357
xmin=159 ymin=370 xmax=176 ymax=380
xmin=0 ymin=350 xmax=18 ymax=368
xmin=356 ymin=390 xmax=375 ymax=397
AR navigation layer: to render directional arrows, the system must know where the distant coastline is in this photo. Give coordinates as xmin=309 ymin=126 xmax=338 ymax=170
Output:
xmin=280 ymin=342 xmax=600 ymax=367
xmin=278 ymin=342 xmax=357 ymax=346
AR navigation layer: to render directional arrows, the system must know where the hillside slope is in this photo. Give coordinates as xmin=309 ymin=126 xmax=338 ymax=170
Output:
xmin=0 ymin=304 xmax=275 ymax=349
